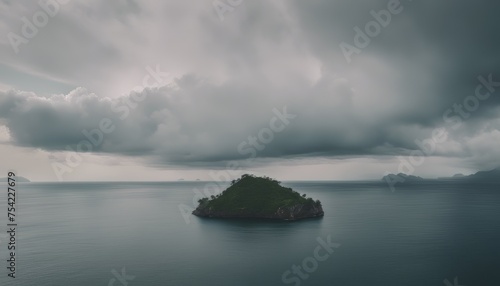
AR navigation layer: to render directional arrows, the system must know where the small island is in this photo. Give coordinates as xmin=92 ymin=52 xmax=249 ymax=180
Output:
xmin=382 ymin=173 xmax=424 ymax=183
xmin=192 ymin=174 xmax=324 ymax=221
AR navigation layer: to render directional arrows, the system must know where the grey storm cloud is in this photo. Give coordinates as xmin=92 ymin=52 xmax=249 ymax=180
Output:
xmin=0 ymin=74 xmax=387 ymax=163
xmin=0 ymin=0 xmax=499 ymax=169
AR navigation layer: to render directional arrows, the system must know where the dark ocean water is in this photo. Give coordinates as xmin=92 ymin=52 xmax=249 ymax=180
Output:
xmin=0 ymin=181 xmax=499 ymax=286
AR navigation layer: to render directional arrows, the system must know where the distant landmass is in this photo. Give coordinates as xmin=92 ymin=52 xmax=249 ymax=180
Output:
xmin=0 ymin=176 xmax=31 ymax=182
xmin=382 ymin=173 xmax=424 ymax=182
xmin=451 ymin=168 xmax=500 ymax=182
xmin=193 ymin=174 xmax=324 ymax=220
xmin=384 ymin=168 xmax=500 ymax=183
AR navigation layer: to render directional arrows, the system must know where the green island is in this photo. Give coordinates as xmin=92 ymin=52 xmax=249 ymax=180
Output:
xmin=192 ymin=174 xmax=324 ymax=220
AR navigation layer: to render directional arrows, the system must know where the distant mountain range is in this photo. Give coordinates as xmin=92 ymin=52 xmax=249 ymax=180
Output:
xmin=382 ymin=173 xmax=424 ymax=182
xmin=0 ymin=176 xmax=31 ymax=182
xmin=384 ymin=168 xmax=500 ymax=183
xmin=446 ymin=168 xmax=500 ymax=182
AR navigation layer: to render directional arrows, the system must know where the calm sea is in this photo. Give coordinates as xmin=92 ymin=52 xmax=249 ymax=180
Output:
xmin=0 ymin=181 xmax=499 ymax=286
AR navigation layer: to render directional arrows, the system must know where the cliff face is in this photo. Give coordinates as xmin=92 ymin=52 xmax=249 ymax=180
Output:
xmin=193 ymin=202 xmax=324 ymax=220
xmin=191 ymin=174 xmax=324 ymax=221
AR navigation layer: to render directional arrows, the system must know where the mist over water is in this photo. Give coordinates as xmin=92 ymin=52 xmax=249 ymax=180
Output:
xmin=0 ymin=181 xmax=499 ymax=286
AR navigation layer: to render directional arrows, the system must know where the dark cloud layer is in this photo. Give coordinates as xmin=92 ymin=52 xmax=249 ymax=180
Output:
xmin=1 ymin=0 xmax=500 ymax=170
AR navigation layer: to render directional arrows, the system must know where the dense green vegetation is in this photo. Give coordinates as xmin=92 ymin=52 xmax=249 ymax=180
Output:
xmin=196 ymin=174 xmax=321 ymax=213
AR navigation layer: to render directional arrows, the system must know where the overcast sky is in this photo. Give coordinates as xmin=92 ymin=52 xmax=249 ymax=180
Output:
xmin=0 ymin=0 xmax=499 ymax=181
